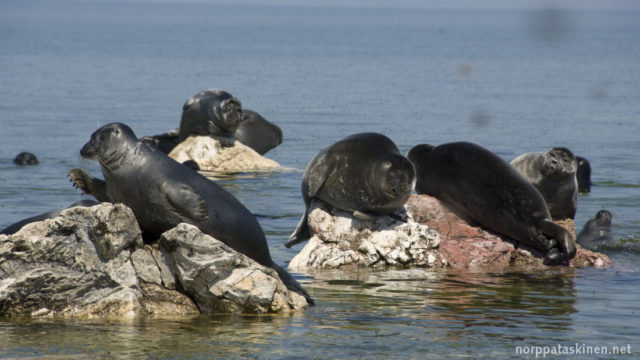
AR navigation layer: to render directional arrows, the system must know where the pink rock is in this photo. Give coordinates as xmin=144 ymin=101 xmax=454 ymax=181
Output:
xmin=406 ymin=194 xmax=611 ymax=269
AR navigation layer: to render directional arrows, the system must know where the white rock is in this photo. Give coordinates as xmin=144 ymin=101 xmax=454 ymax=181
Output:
xmin=168 ymin=135 xmax=280 ymax=172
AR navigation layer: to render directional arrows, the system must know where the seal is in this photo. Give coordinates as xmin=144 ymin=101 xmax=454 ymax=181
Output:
xmin=233 ymin=110 xmax=283 ymax=155
xmin=1 ymin=200 xmax=99 ymax=235
xmin=141 ymin=128 xmax=180 ymax=154
xmin=179 ymin=89 xmax=246 ymax=146
xmin=13 ymin=152 xmax=38 ymax=165
xmin=286 ymin=132 xmax=415 ymax=248
xmin=69 ymin=123 xmax=313 ymax=304
xmin=407 ymin=142 xmax=576 ymax=265
xmin=576 ymin=210 xmax=615 ymax=250
xmin=510 ymin=147 xmax=578 ymax=220
xmin=576 ymin=156 xmax=592 ymax=193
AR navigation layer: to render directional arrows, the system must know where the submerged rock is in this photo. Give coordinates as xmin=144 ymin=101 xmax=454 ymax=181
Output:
xmin=289 ymin=194 xmax=610 ymax=272
xmin=168 ymin=135 xmax=280 ymax=172
xmin=0 ymin=203 xmax=307 ymax=318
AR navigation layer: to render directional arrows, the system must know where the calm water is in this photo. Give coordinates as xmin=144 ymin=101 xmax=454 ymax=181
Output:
xmin=1 ymin=0 xmax=639 ymax=358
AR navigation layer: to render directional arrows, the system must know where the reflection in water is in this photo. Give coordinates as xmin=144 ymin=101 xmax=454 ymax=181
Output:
xmin=0 ymin=267 xmax=579 ymax=358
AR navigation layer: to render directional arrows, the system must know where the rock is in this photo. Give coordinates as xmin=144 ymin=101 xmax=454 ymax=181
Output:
xmin=168 ymin=135 xmax=280 ymax=172
xmin=0 ymin=203 xmax=307 ymax=318
xmin=289 ymin=194 xmax=610 ymax=272
xmin=159 ymin=223 xmax=307 ymax=314
xmin=0 ymin=203 xmax=196 ymax=318
xmin=288 ymin=200 xmax=444 ymax=272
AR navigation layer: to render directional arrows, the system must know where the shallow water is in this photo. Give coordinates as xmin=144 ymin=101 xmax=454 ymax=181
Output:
xmin=1 ymin=0 xmax=639 ymax=358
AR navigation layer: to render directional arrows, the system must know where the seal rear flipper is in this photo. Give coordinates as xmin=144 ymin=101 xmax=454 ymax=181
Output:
xmin=68 ymin=168 xmax=111 ymax=202
xmin=539 ymin=219 xmax=577 ymax=264
xmin=285 ymin=211 xmax=311 ymax=248
xmin=269 ymin=262 xmax=315 ymax=306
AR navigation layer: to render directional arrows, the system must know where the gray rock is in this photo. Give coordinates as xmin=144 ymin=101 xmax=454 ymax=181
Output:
xmin=159 ymin=223 xmax=307 ymax=314
xmin=0 ymin=203 xmax=306 ymax=318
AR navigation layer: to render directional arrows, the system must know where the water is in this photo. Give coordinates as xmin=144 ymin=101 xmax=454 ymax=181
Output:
xmin=1 ymin=0 xmax=639 ymax=358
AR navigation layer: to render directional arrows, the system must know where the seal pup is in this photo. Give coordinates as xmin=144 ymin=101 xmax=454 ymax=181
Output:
xmin=233 ymin=110 xmax=283 ymax=155
xmin=179 ymin=89 xmax=246 ymax=146
xmin=407 ymin=142 xmax=576 ymax=265
xmin=13 ymin=152 xmax=38 ymax=165
xmin=576 ymin=156 xmax=592 ymax=193
xmin=576 ymin=210 xmax=615 ymax=250
xmin=286 ymin=132 xmax=415 ymax=248
xmin=510 ymin=147 xmax=578 ymax=220
xmin=1 ymin=200 xmax=99 ymax=235
xmin=70 ymin=122 xmax=313 ymax=304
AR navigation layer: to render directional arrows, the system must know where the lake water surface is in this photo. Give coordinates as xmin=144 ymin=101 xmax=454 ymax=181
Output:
xmin=1 ymin=1 xmax=639 ymax=358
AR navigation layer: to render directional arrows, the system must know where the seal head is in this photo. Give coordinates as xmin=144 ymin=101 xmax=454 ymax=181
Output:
xmin=179 ymin=89 xmax=246 ymax=142
xmin=511 ymin=147 xmax=578 ymax=220
xmin=576 ymin=210 xmax=616 ymax=250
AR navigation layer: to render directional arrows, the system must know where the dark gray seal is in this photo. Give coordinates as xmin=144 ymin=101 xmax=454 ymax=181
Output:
xmin=233 ymin=110 xmax=282 ymax=155
xmin=143 ymin=109 xmax=281 ymax=156
xmin=141 ymin=128 xmax=180 ymax=154
xmin=407 ymin=142 xmax=576 ymax=265
xmin=576 ymin=156 xmax=592 ymax=193
xmin=179 ymin=89 xmax=246 ymax=146
xmin=576 ymin=210 xmax=615 ymax=250
xmin=13 ymin=152 xmax=38 ymax=165
xmin=1 ymin=200 xmax=99 ymax=235
xmin=286 ymin=132 xmax=415 ymax=248
xmin=69 ymin=122 xmax=313 ymax=304
xmin=510 ymin=147 xmax=578 ymax=220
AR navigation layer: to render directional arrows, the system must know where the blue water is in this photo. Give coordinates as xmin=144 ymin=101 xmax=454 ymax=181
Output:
xmin=1 ymin=1 xmax=639 ymax=358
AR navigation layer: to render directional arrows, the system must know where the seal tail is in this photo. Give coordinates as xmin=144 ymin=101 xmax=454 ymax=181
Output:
xmin=270 ymin=262 xmax=315 ymax=306
xmin=285 ymin=211 xmax=311 ymax=248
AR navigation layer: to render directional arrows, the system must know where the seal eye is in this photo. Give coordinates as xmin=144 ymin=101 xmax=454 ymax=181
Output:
xmin=98 ymin=134 xmax=105 ymax=141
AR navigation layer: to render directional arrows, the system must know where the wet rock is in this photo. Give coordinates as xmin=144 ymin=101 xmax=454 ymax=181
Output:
xmin=290 ymin=194 xmax=610 ymax=272
xmin=159 ymin=223 xmax=307 ymax=314
xmin=0 ymin=203 xmax=306 ymax=318
xmin=168 ymin=135 xmax=280 ymax=172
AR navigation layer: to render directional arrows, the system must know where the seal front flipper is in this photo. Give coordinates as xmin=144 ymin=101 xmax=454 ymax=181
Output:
xmin=286 ymin=153 xmax=331 ymax=248
xmin=68 ymin=168 xmax=111 ymax=202
xmin=539 ymin=219 xmax=576 ymax=265
xmin=162 ymin=183 xmax=209 ymax=223
xmin=353 ymin=211 xmax=375 ymax=221
xmin=286 ymin=210 xmax=311 ymax=248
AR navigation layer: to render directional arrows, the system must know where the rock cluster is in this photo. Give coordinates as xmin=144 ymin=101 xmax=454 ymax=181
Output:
xmin=0 ymin=203 xmax=307 ymax=318
xmin=169 ymin=136 xmax=280 ymax=172
xmin=289 ymin=194 xmax=611 ymax=273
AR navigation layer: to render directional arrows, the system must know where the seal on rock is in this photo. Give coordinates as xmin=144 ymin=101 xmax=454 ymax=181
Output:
xmin=576 ymin=210 xmax=615 ymax=250
xmin=1 ymin=200 xmax=99 ymax=235
xmin=13 ymin=152 xmax=38 ymax=165
xmin=141 ymin=128 xmax=180 ymax=154
xmin=510 ymin=147 xmax=578 ymax=220
xmin=69 ymin=122 xmax=313 ymax=304
xmin=233 ymin=110 xmax=282 ymax=155
xmin=407 ymin=141 xmax=576 ymax=265
xmin=179 ymin=89 xmax=246 ymax=146
xmin=286 ymin=132 xmax=416 ymax=248
xmin=576 ymin=156 xmax=592 ymax=193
